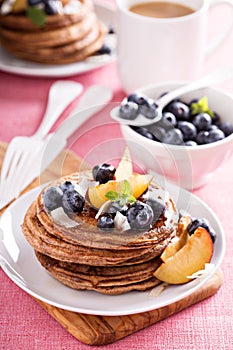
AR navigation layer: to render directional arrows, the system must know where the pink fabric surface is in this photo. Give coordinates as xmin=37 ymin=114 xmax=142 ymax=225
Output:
xmin=1 ymin=1 xmax=233 ymax=349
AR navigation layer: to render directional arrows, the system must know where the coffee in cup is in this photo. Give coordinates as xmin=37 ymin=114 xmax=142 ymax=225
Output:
xmin=129 ymin=1 xmax=194 ymax=18
xmin=116 ymin=0 xmax=233 ymax=93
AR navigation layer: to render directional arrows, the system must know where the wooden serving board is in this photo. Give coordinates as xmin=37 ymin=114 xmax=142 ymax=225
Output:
xmin=0 ymin=142 xmax=223 ymax=346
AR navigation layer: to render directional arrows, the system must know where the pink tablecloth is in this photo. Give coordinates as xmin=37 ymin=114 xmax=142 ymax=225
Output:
xmin=1 ymin=2 xmax=233 ymax=349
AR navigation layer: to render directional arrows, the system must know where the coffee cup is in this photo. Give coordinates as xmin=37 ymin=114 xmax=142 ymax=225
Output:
xmin=116 ymin=0 xmax=233 ymax=92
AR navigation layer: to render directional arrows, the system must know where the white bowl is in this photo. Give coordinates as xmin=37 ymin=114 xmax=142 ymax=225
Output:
xmin=120 ymin=82 xmax=233 ymax=190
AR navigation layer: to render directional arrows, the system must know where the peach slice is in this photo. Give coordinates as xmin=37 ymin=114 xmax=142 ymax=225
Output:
xmin=160 ymin=216 xmax=191 ymax=262
xmin=154 ymin=227 xmax=214 ymax=284
xmin=115 ymin=147 xmax=133 ymax=181
xmin=88 ymin=174 xmax=152 ymax=209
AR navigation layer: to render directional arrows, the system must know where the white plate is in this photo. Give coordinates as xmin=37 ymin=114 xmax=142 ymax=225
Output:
xmin=0 ymin=2 xmax=116 ymax=77
xmin=0 ymin=182 xmax=225 ymax=316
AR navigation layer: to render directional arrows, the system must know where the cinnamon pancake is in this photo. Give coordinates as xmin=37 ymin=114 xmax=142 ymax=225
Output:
xmin=35 ymin=251 xmax=161 ymax=295
xmin=21 ymin=170 xmax=179 ymax=295
xmin=0 ymin=0 xmax=108 ymax=64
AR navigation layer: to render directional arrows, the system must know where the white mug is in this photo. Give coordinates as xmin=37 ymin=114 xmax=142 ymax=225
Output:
xmin=116 ymin=0 xmax=233 ymax=93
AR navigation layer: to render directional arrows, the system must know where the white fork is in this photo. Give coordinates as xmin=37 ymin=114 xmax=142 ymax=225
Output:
xmin=0 ymin=80 xmax=83 ymax=205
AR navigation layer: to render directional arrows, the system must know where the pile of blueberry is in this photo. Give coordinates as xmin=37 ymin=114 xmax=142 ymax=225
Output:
xmin=120 ymin=92 xmax=233 ymax=146
xmin=92 ymin=163 xmax=165 ymax=231
xmin=43 ymin=181 xmax=85 ymax=214
xmin=28 ymin=0 xmax=60 ymax=15
xmin=43 ymin=163 xmax=216 ymax=242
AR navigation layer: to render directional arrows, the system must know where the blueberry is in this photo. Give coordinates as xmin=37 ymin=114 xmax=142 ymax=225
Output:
xmin=146 ymin=199 xmax=165 ymax=224
xmin=139 ymin=98 xmax=158 ymax=120
xmin=60 ymin=181 xmax=75 ymax=193
xmin=95 ymin=44 xmax=111 ymax=55
xmin=119 ymin=101 xmax=139 ymax=120
xmin=44 ymin=0 xmax=60 ymax=15
xmin=126 ymin=201 xmax=154 ymax=230
xmin=92 ymin=163 xmax=116 ymax=184
xmin=127 ymin=93 xmax=158 ymax=120
xmin=165 ymin=101 xmax=190 ymax=121
xmin=97 ymin=214 xmax=114 ymax=231
xmin=206 ymin=129 xmax=225 ymax=143
xmin=127 ymin=93 xmax=147 ymax=105
xmin=185 ymin=140 xmax=197 ymax=146
xmin=188 ymin=217 xmax=216 ymax=243
xmin=62 ymin=190 xmax=85 ymax=213
xmin=196 ymin=131 xmax=209 ymax=145
xmin=107 ymin=201 xmax=128 ymax=216
xmin=28 ymin=0 xmax=43 ymax=5
xmin=162 ymin=112 xmax=177 ymax=127
xmin=192 ymin=113 xmax=212 ymax=131
xmin=108 ymin=25 xmax=115 ymax=34
xmin=162 ymin=128 xmax=183 ymax=145
xmin=188 ymin=218 xmax=210 ymax=234
xmin=43 ymin=186 xmax=63 ymax=212
xmin=218 ymin=121 xmax=233 ymax=137
xmin=177 ymin=121 xmax=197 ymax=141
xmin=133 ymin=126 xmax=155 ymax=140
xmin=212 ymin=112 xmax=221 ymax=125
xmin=147 ymin=124 xmax=166 ymax=141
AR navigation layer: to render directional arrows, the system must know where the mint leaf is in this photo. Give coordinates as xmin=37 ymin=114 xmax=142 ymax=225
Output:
xmin=121 ymin=180 xmax=131 ymax=196
xmin=105 ymin=191 xmax=120 ymax=201
xmin=27 ymin=7 xmax=46 ymax=27
xmin=105 ymin=180 xmax=136 ymax=205
xmin=190 ymin=96 xmax=214 ymax=117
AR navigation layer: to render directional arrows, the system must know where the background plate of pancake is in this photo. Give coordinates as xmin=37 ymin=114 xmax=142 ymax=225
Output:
xmin=0 ymin=1 xmax=116 ymax=77
xmin=0 ymin=181 xmax=225 ymax=316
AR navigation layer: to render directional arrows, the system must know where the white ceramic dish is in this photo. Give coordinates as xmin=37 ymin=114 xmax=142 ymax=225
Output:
xmin=0 ymin=181 xmax=225 ymax=316
xmin=120 ymin=83 xmax=233 ymax=190
xmin=0 ymin=2 xmax=116 ymax=77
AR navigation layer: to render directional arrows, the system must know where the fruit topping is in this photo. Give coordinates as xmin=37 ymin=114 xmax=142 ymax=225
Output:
xmin=126 ymin=201 xmax=154 ymax=230
xmin=97 ymin=214 xmax=114 ymax=231
xmin=43 ymin=181 xmax=84 ymax=214
xmin=62 ymin=189 xmax=85 ymax=214
xmin=60 ymin=181 xmax=75 ymax=193
xmin=146 ymin=198 xmax=165 ymax=223
xmin=154 ymin=226 xmax=214 ymax=284
xmin=188 ymin=217 xmax=216 ymax=243
xmin=43 ymin=186 xmax=63 ymax=212
xmin=92 ymin=163 xmax=116 ymax=184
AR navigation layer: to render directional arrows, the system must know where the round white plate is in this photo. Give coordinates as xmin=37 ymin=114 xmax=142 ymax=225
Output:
xmin=0 ymin=2 xmax=116 ymax=77
xmin=0 ymin=182 xmax=225 ymax=316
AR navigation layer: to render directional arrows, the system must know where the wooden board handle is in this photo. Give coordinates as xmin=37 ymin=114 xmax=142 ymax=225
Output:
xmin=35 ymin=270 xmax=223 ymax=346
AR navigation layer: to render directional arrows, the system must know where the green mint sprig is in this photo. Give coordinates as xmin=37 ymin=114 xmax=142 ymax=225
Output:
xmin=27 ymin=6 xmax=47 ymax=27
xmin=190 ymin=96 xmax=214 ymax=117
xmin=105 ymin=180 xmax=136 ymax=206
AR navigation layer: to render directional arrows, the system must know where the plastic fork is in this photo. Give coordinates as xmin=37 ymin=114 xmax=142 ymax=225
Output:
xmin=0 ymin=80 xmax=83 ymax=206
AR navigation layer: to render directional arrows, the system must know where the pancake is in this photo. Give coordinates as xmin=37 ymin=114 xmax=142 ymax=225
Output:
xmin=0 ymin=0 xmax=108 ymax=64
xmin=35 ymin=250 xmax=161 ymax=295
xmin=21 ymin=169 xmax=179 ymax=294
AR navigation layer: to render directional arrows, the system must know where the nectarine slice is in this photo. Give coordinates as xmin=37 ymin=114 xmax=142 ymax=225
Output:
xmin=160 ymin=216 xmax=191 ymax=262
xmin=154 ymin=227 xmax=214 ymax=284
xmin=115 ymin=147 xmax=133 ymax=180
xmin=88 ymin=174 xmax=152 ymax=209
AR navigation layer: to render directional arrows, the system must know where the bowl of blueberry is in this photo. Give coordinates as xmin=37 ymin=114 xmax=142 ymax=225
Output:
xmin=119 ymin=82 xmax=233 ymax=190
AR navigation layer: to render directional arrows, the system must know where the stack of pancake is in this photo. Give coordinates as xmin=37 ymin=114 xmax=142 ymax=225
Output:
xmin=0 ymin=0 xmax=107 ymax=64
xmin=21 ymin=172 xmax=179 ymax=295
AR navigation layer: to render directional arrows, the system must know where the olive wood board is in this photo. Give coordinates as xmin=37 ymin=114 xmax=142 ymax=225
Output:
xmin=0 ymin=141 xmax=223 ymax=346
